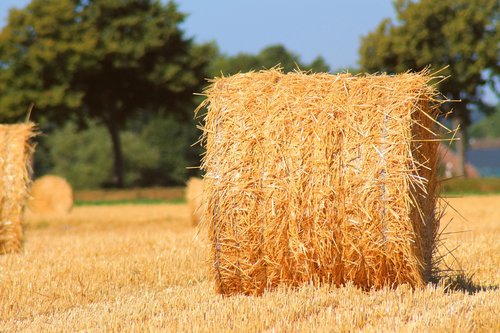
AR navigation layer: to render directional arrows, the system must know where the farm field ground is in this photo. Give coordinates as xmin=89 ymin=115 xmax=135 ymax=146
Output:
xmin=1 ymin=195 xmax=499 ymax=332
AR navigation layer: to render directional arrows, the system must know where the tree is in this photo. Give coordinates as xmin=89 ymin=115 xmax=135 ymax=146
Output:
xmin=208 ymin=44 xmax=330 ymax=77
xmin=47 ymin=123 xmax=113 ymax=189
xmin=0 ymin=0 xmax=213 ymax=186
xmin=140 ymin=114 xmax=195 ymax=185
xmin=46 ymin=121 xmax=160 ymax=189
xmin=470 ymin=105 xmax=500 ymax=139
xmin=359 ymin=0 xmax=500 ymax=177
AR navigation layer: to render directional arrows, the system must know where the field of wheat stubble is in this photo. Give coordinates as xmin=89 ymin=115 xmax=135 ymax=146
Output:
xmin=0 ymin=195 xmax=499 ymax=332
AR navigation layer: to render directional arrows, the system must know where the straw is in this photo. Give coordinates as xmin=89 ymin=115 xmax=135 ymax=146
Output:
xmin=28 ymin=175 xmax=73 ymax=215
xmin=0 ymin=123 xmax=36 ymax=254
xmin=186 ymin=177 xmax=204 ymax=226
xmin=196 ymin=69 xmax=444 ymax=296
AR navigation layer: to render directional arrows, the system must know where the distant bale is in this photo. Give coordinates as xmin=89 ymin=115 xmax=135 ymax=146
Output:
xmin=197 ymin=69 xmax=444 ymax=296
xmin=0 ymin=123 xmax=36 ymax=254
xmin=28 ymin=175 xmax=73 ymax=214
xmin=186 ymin=177 xmax=204 ymax=226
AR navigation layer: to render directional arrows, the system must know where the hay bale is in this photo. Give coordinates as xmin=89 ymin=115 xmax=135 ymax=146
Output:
xmin=186 ymin=177 xmax=204 ymax=226
xmin=28 ymin=175 xmax=73 ymax=214
xmin=196 ymin=69 xmax=444 ymax=296
xmin=0 ymin=123 xmax=36 ymax=254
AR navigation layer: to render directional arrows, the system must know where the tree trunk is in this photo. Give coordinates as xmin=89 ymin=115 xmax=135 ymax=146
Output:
xmin=105 ymin=120 xmax=124 ymax=187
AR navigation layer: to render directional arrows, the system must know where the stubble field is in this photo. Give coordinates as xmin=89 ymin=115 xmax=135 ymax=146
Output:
xmin=1 ymin=195 xmax=499 ymax=332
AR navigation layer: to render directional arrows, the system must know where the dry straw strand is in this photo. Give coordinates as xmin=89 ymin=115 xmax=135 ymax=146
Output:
xmin=196 ymin=69 xmax=445 ymax=296
xmin=0 ymin=122 xmax=36 ymax=254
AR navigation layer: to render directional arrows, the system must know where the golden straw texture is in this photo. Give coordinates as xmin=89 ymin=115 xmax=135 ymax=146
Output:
xmin=196 ymin=69 xmax=444 ymax=296
xmin=186 ymin=177 xmax=204 ymax=226
xmin=0 ymin=123 xmax=36 ymax=254
xmin=28 ymin=175 xmax=73 ymax=215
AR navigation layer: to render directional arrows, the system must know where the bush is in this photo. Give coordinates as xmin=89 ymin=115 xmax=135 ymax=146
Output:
xmin=46 ymin=123 xmax=113 ymax=189
xmin=36 ymin=116 xmax=200 ymax=189
xmin=140 ymin=115 xmax=199 ymax=186
xmin=121 ymin=131 xmax=160 ymax=186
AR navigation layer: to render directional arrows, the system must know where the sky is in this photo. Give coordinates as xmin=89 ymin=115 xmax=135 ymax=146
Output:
xmin=174 ymin=1 xmax=396 ymax=70
xmin=0 ymin=0 xmax=396 ymax=70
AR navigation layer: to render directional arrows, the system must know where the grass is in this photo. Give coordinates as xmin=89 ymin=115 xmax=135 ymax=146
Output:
xmin=441 ymin=177 xmax=500 ymax=195
xmin=1 ymin=196 xmax=499 ymax=331
xmin=75 ymin=198 xmax=185 ymax=206
xmin=74 ymin=187 xmax=185 ymax=202
xmin=71 ymin=179 xmax=500 ymax=207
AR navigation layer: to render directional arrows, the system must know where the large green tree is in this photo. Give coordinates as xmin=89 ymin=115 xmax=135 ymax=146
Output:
xmin=0 ymin=0 xmax=212 ymax=186
xmin=209 ymin=44 xmax=330 ymax=77
xmin=359 ymin=0 xmax=500 ymax=177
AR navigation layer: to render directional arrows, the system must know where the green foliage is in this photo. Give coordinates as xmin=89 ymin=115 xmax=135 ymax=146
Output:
xmin=75 ymin=198 xmax=174 ymax=206
xmin=209 ymin=44 xmax=330 ymax=76
xmin=45 ymin=122 xmax=157 ymax=189
xmin=47 ymin=123 xmax=112 ymax=189
xmin=441 ymin=178 xmax=500 ymax=195
xmin=0 ymin=0 xmax=92 ymax=120
xmin=359 ymin=0 xmax=500 ymax=175
xmin=360 ymin=0 xmax=499 ymax=117
xmin=121 ymin=130 xmax=160 ymax=186
xmin=332 ymin=66 xmax=361 ymax=75
xmin=40 ymin=114 xmax=197 ymax=189
xmin=0 ymin=0 xmax=212 ymax=186
xmin=470 ymin=107 xmax=500 ymax=138
xmin=139 ymin=115 xmax=195 ymax=185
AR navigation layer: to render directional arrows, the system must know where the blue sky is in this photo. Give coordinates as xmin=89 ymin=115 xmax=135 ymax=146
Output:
xmin=0 ymin=0 xmax=396 ymax=70
xmin=175 ymin=1 xmax=396 ymax=70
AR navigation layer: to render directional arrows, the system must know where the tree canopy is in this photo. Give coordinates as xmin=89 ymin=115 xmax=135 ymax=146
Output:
xmin=208 ymin=44 xmax=330 ymax=77
xmin=359 ymin=0 xmax=500 ymax=176
xmin=470 ymin=105 xmax=500 ymax=139
xmin=0 ymin=0 xmax=213 ymax=186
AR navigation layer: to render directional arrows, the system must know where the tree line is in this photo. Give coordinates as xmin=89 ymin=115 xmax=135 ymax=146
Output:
xmin=0 ymin=0 xmax=498 ymax=188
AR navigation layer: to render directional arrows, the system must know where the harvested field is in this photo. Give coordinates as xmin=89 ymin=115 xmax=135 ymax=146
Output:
xmin=0 ymin=195 xmax=499 ymax=332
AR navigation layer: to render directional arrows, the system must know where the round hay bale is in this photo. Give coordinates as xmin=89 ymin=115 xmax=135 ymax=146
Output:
xmin=198 ymin=70 xmax=443 ymax=296
xmin=29 ymin=175 xmax=73 ymax=214
xmin=0 ymin=122 xmax=36 ymax=254
xmin=186 ymin=177 xmax=204 ymax=226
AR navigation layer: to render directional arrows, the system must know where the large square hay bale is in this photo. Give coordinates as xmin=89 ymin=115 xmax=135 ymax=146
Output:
xmin=0 ymin=123 xmax=36 ymax=254
xmin=197 ymin=70 xmax=443 ymax=296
